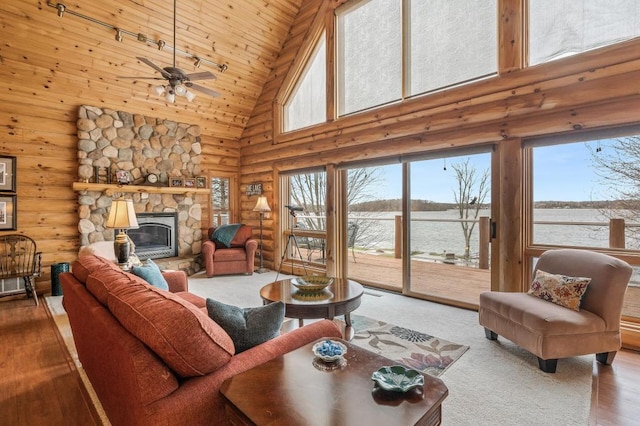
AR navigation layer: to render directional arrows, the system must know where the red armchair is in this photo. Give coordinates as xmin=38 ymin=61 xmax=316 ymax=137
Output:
xmin=202 ymin=225 xmax=257 ymax=277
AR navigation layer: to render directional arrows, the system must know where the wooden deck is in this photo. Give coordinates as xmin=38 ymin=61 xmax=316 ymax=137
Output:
xmin=345 ymin=252 xmax=640 ymax=317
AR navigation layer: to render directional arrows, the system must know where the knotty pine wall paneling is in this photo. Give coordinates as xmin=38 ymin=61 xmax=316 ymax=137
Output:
xmin=0 ymin=0 xmax=304 ymax=292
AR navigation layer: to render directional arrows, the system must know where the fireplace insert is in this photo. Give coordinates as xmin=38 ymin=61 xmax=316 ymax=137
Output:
xmin=128 ymin=213 xmax=178 ymax=260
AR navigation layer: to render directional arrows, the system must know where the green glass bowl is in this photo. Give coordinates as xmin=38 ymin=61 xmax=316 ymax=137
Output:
xmin=371 ymin=365 xmax=424 ymax=392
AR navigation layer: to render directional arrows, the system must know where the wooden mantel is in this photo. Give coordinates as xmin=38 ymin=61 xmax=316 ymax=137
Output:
xmin=72 ymin=182 xmax=210 ymax=196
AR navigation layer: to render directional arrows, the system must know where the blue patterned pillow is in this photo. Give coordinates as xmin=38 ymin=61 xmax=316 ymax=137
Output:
xmin=206 ymin=298 xmax=284 ymax=353
xmin=131 ymin=259 xmax=169 ymax=291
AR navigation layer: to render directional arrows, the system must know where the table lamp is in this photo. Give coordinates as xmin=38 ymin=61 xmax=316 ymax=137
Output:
xmin=253 ymin=196 xmax=271 ymax=273
xmin=105 ymin=198 xmax=139 ymax=265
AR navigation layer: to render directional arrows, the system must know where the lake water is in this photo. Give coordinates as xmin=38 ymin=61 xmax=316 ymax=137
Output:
xmin=350 ymin=209 xmax=639 ymax=259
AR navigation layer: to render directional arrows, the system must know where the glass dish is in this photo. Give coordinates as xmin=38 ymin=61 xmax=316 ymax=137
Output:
xmin=291 ymin=276 xmax=334 ymax=293
xmin=312 ymin=339 xmax=347 ymax=363
xmin=371 ymin=365 xmax=424 ymax=392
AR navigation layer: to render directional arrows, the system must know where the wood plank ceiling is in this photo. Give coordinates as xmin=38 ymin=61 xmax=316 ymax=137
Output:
xmin=1 ymin=0 xmax=303 ymax=139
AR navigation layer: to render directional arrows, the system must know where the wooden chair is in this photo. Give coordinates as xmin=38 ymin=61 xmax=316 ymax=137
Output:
xmin=0 ymin=235 xmax=42 ymax=306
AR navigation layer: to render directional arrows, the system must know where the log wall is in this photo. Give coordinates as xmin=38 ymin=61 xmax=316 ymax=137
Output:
xmin=238 ymin=0 xmax=640 ymax=290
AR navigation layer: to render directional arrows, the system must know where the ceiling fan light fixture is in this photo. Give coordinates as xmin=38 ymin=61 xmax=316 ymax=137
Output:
xmin=165 ymin=91 xmax=176 ymax=103
xmin=185 ymin=90 xmax=196 ymax=102
xmin=153 ymin=85 xmax=166 ymax=96
xmin=174 ymin=84 xmax=187 ymax=96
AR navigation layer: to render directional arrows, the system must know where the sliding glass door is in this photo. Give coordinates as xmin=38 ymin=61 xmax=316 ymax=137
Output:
xmin=407 ymin=152 xmax=492 ymax=306
xmin=346 ymin=164 xmax=403 ymax=291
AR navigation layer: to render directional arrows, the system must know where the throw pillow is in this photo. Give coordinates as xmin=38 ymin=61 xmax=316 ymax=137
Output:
xmin=131 ymin=259 xmax=169 ymax=291
xmin=206 ymin=298 xmax=285 ymax=353
xmin=528 ymin=269 xmax=591 ymax=311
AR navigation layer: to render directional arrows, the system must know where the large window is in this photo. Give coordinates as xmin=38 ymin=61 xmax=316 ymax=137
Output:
xmin=284 ymin=35 xmax=327 ymax=132
xmin=529 ymin=130 xmax=640 ymax=251
xmin=407 ymin=0 xmax=497 ymax=96
xmin=211 ymin=176 xmax=231 ymax=227
xmin=336 ymin=0 xmax=497 ymax=116
xmin=337 ymin=0 xmax=402 ymax=115
xmin=527 ymin=127 xmax=640 ymax=320
xmin=528 ymin=0 xmax=640 ymax=65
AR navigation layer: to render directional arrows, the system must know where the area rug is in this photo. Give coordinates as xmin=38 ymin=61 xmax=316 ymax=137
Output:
xmin=348 ymin=314 xmax=469 ymax=377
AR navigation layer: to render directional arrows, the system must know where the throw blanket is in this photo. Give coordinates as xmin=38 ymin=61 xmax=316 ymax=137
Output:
xmin=212 ymin=224 xmax=242 ymax=248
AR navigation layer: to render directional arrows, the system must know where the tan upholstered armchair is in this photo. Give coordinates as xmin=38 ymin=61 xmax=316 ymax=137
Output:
xmin=202 ymin=225 xmax=257 ymax=277
xmin=479 ymin=249 xmax=632 ymax=373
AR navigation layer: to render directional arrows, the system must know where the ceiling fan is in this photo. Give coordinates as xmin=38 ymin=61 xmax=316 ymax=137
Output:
xmin=119 ymin=0 xmax=221 ymax=102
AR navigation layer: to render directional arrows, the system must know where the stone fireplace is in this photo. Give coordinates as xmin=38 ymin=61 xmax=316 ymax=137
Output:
xmin=75 ymin=105 xmax=205 ymax=273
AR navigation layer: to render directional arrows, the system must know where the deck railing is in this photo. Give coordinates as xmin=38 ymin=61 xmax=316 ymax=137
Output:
xmin=291 ymin=215 xmax=638 ymax=270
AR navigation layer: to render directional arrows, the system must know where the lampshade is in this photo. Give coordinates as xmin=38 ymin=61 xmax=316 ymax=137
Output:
xmin=185 ymin=90 xmax=196 ymax=102
xmin=165 ymin=91 xmax=176 ymax=103
xmin=253 ymin=196 xmax=271 ymax=212
xmin=174 ymin=84 xmax=187 ymax=96
xmin=105 ymin=199 xmax=139 ymax=229
xmin=153 ymin=85 xmax=166 ymax=96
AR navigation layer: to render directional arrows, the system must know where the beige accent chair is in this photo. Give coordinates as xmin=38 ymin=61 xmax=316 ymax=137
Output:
xmin=479 ymin=249 xmax=632 ymax=373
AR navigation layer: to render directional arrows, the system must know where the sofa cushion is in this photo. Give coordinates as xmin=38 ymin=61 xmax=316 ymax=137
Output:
xmin=131 ymin=259 xmax=169 ymax=290
xmin=206 ymin=298 xmax=285 ymax=353
xmin=108 ymin=284 xmax=235 ymax=378
xmin=72 ymin=255 xmax=121 ymax=284
xmin=86 ymin=268 xmax=144 ymax=306
xmin=528 ymin=269 xmax=591 ymax=311
xmin=213 ymin=247 xmax=247 ymax=262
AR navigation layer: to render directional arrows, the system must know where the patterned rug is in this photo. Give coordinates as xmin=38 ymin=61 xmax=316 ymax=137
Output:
xmin=348 ymin=315 xmax=469 ymax=377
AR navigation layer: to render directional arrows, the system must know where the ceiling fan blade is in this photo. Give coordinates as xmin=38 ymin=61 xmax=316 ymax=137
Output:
xmin=185 ymin=71 xmax=217 ymax=81
xmin=136 ymin=57 xmax=171 ymax=79
xmin=117 ymin=76 xmax=166 ymax=80
xmin=188 ymin=83 xmax=221 ymax=98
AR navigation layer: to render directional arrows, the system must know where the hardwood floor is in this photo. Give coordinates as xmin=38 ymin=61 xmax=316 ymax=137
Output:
xmin=0 ymin=296 xmax=100 ymax=426
xmin=1 ymin=295 xmax=638 ymax=425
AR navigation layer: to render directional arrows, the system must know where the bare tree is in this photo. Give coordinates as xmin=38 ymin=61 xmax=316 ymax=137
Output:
xmin=289 ymin=168 xmax=384 ymax=258
xmin=451 ymin=159 xmax=490 ymax=260
xmin=590 ymin=135 xmax=640 ymax=247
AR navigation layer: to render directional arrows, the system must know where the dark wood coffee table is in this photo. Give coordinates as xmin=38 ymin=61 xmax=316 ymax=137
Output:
xmin=260 ymin=278 xmax=364 ymax=327
xmin=220 ymin=339 xmax=448 ymax=425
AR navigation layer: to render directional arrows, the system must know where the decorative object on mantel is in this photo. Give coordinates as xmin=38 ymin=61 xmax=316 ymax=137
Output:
xmin=117 ymin=0 xmax=221 ymax=102
xmin=45 ymin=2 xmax=228 ymax=73
xmin=253 ymin=196 xmax=271 ymax=273
xmin=145 ymin=173 xmax=159 ymax=185
xmin=169 ymin=177 xmax=184 ymax=187
xmin=195 ymin=176 xmax=207 ymax=189
xmin=105 ymin=198 xmax=139 ymax=267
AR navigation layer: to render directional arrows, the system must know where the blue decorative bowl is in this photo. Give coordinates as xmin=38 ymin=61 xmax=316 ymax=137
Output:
xmin=312 ymin=339 xmax=347 ymax=363
xmin=371 ymin=365 xmax=424 ymax=392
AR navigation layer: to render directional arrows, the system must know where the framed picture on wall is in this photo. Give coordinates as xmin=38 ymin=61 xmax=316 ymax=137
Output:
xmin=184 ymin=178 xmax=196 ymax=188
xmin=0 ymin=156 xmax=17 ymax=193
xmin=0 ymin=195 xmax=17 ymax=230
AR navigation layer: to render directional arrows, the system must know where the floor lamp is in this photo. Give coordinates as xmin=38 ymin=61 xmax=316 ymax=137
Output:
xmin=253 ymin=196 xmax=271 ymax=273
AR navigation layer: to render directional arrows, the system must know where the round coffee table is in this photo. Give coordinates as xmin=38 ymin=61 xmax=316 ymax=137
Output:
xmin=260 ymin=278 xmax=364 ymax=328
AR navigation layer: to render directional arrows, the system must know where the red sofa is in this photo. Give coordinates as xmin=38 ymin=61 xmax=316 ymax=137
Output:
xmin=60 ymin=255 xmax=341 ymax=426
xmin=202 ymin=225 xmax=258 ymax=277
